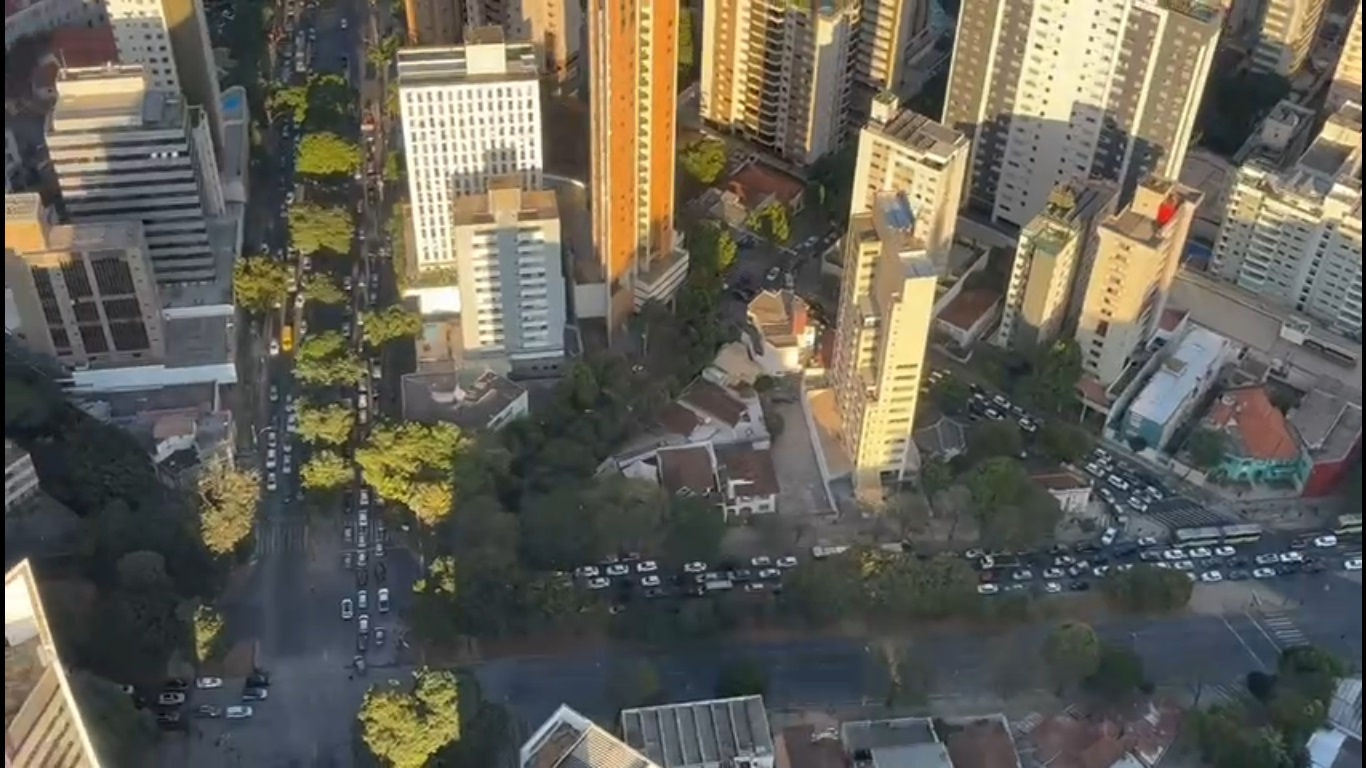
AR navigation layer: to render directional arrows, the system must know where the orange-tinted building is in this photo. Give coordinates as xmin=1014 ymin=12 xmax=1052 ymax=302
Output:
xmin=587 ymin=0 xmax=687 ymax=335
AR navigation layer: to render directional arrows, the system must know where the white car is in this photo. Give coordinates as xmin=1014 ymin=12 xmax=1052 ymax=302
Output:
xmin=757 ymin=568 xmax=781 ymax=580
xmin=640 ymin=575 xmax=662 ymax=588
xmin=586 ymin=577 xmax=610 ymax=590
xmin=605 ymin=564 xmax=630 ymax=577
xmin=1200 ymin=570 xmax=1224 ymax=583
xmin=1345 ymin=558 xmax=1363 ymax=571
xmin=1313 ymin=535 xmax=1339 ymax=548
xmin=269 ymin=385 xmax=279 ymax=402
xmin=377 ymin=588 xmax=390 ymax=613
xmin=751 ymin=556 xmax=772 ymax=568
xmin=1044 ymin=582 xmax=1063 ymax=594
xmin=1162 ymin=549 xmax=1185 ymax=561
xmin=1188 ymin=547 xmax=1213 ymax=559
xmin=1252 ymin=567 xmax=1278 ymax=579
xmin=1137 ymin=536 xmax=1159 ymax=547
xmin=359 ymin=488 xmax=371 ymax=507
xmin=635 ymin=560 xmax=659 ymax=573
xmin=358 ymin=615 xmax=369 ymax=634
xmin=358 ymin=393 xmax=369 ymax=410
xmin=158 ymin=692 xmax=186 ymax=706
xmin=1214 ymin=546 xmax=1236 ymax=558
xmin=266 ymin=473 xmax=278 ymax=492
xmin=1173 ymin=560 xmax=1195 ymax=571
xmin=1043 ymin=567 xmax=1065 ymax=579
xmin=1101 ymin=527 xmax=1118 ymax=546
xmin=683 ymin=561 xmax=707 ymax=574
xmin=1012 ymin=570 xmax=1033 ymax=582
xmin=1279 ymin=551 xmax=1304 ymax=563
xmin=1255 ymin=553 xmax=1282 ymax=566
xmin=1092 ymin=566 xmax=1110 ymax=578
xmin=357 ymin=550 xmax=368 ymax=569
xmin=1106 ymin=475 xmax=1130 ymax=492
xmin=340 ymin=17 xmax=348 ymax=28
xmin=269 ymin=339 xmax=280 ymax=356
xmin=357 ymin=590 xmax=368 ymax=610
xmin=194 ymin=677 xmax=223 ymax=689
xmin=776 ymin=556 xmax=798 ymax=568
xmin=225 ymin=706 xmax=253 ymax=720
xmin=977 ymin=583 xmax=1000 ymax=595
xmin=374 ymin=540 xmax=384 ymax=558
xmin=575 ymin=565 xmax=600 ymax=579
xmin=341 ymin=598 xmax=354 ymax=620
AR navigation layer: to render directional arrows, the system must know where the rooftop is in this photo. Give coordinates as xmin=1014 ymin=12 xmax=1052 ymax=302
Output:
xmin=1102 ymin=178 xmax=1203 ymax=244
xmin=867 ymin=107 xmax=969 ymax=164
xmin=939 ymin=716 xmax=1022 ymax=768
xmin=453 ymin=178 xmax=558 ymax=226
xmin=680 ymin=380 xmax=748 ymax=427
xmin=913 ymin=416 xmax=967 ymax=458
xmin=4 ymin=560 xmax=52 ymax=729
xmin=1033 ymin=470 xmax=1092 ymax=492
xmin=619 ymin=695 xmax=775 ymax=768
xmin=400 ymin=368 xmax=527 ymax=430
xmin=49 ymin=65 xmax=186 ymax=134
xmin=1025 ymin=701 xmax=1182 ymax=768
xmin=726 ymin=162 xmax=806 ymax=210
xmin=657 ymin=403 xmax=702 ymax=437
xmin=1204 ymin=386 xmax=1302 ymax=462
xmin=715 ymin=443 xmax=780 ymax=497
xmin=776 ymin=725 xmax=845 ymax=768
xmin=5 ymin=439 xmax=29 ymax=468
xmin=937 ymin=288 xmax=1000 ymax=332
xmin=656 ymin=444 xmax=718 ymax=497
xmin=521 ymin=705 xmax=657 ymax=768
xmin=1291 ymin=384 xmax=1363 ymax=464
xmin=747 ymin=290 xmax=810 ymax=348
xmin=1128 ymin=326 xmax=1231 ymax=427
xmin=396 ymin=37 xmax=539 ymax=88
xmin=1158 ymin=308 xmax=1188 ymax=333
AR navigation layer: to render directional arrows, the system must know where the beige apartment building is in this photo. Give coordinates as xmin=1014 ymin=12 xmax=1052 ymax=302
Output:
xmin=831 ymin=192 xmax=938 ymax=498
xmin=1252 ymin=0 xmax=1328 ymax=76
xmin=1329 ymin=1 xmax=1362 ymax=110
xmin=944 ymin=0 xmax=1218 ymax=228
xmin=853 ymin=0 xmax=932 ymax=98
xmin=1074 ymin=177 xmax=1202 ymax=387
xmin=466 ymin=0 xmax=582 ymax=88
xmin=700 ymin=0 xmax=858 ymax=165
xmin=4 ymin=193 xmax=166 ymax=369
xmin=404 ymin=0 xmax=463 ymax=44
xmin=849 ymin=92 xmax=969 ymax=262
xmin=995 ymin=181 xmax=1118 ymax=351
xmin=5 ymin=559 xmax=103 ymax=768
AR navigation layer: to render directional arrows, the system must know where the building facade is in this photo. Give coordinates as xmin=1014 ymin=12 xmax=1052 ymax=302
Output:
xmin=588 ymin=0 xmax=685 ymax=334
xmin=852 ymin=0 xmax=931 ymax=99
xmin=5 ymin=0 xmax=104 ymax=54
xmin=995 ymin=181 xmax=1117 ymax=350
xmin=1251 ymin=0 xmax=1328 ymax=76
xmin=1202 ymin=385 xmax=1309 ymax=486
xmin=1212 ymin=102 xmax=1363 ymax=338
xmin=404 ymin=0 xmax=463 ymax=45
xmin=466 ymin=0 xmax=582 ymax=88
xmin=5 ymin=440 xmax=41 ymax=512
xmin=1329 ymin=1 xmax=1362 ymax=110
xmin=832 ymin=192 xmax=937 ymax=497
xmin=849 ymin=93 xmax=968 ymax=263
xmin=1119 ymin=325 xmax=1234 ymax=451
xmin=398 ymin=30 xmax=543 ymax=271
xmin=943 ymin=0 xmax=1219 ymax=228
xmin=46 ymin=65 xmax=223 ymax=285
xmin=700 ymin=0 xmax=858 ymax=165
xmin=5 ymin=193 xmax=166 ymax=369
xmin=451 ymin=178 xmax=566 ymax=372
xmin=1074 ymin=177 xmax=1202 ymax=387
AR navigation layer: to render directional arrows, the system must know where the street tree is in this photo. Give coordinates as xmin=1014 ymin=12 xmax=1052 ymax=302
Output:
xmin=685 ymin=222 xmax=738 ymax=285
xmin=919 ymin=457 xmax=954 ymax=495
xmin=1018 ymin=340 xmax=1082 ymax=414
xmin=748 ymin=203 xmax=791 ymax=243
xmin=366 ymin=34 xmax=401 ymax=68
xmin=967 ymin=421 xmax=1023 ymax=463
xmin=192 ymin=603 xmax=225 ymax=664
xmin=301 ymin=450 xmax=352 ymax=491
xmin=267 ymin=84 xmax=309 ymax=123
xmin=197 ymin=460 xmax=260 ymax=557
xmin=716 ymin=657 xmax=769 ymax=698
xmin=356 ymin=422 xmax=469 ymax=526
xmin=384 ymin=150 xmax=404 ymax=183
xmin=1101 ymin=564 xmax=1193 ymax=613
xmin=886 ymin=492 xmax=932 ymax=538
xmin=1191 ymin=706 xmax=1296 ymax=768
xmin=294 ymin=332 xmax=364 ymax=388
xmin=1085 ymin=644 xmax=1148 ymax=699
xmin=410 ymin=556 xmax=462 ymax=643
xmin=304 ymin=73 xmax=356 ymax=131
xmin=1187 ymin=428 xmax=1228 ymax=470
xmin=289 ymin=203 xmax=354 ymax=256
xmin=361 ymin=306 xmax=422 ymax=347
xmin=1042 ymin=621 xmax=1102 ymax=691
xmin=232 ymin=256 xmax=291 ymax=314
xmin=779 ymin=555 xmax=864 ymax=626
xmin=662 ymin=495 xmax=727 ymax=564
xmin=69 ymin=672 xmax=157 ymax=768
xmin=295 ymin=401 xmax=355 ymax=446
xmin=302 ymin=273 xmax=348 ymax=305
xmin=296 ymin=131 xmax=362 ymax=178
xmin=964 ymin=458 xmax=1062 ymax=550
xmin=519 ymin=477 xmax=665 ymax=569
xmin=929 ymin=378 xmax=971 ymax=414
xmin=679 ymin=138 xmax=727 ymax=184
xmin=1038 ymin=422 xmax=1093 ymax=465
xmin=358 ymin=669 xmax=462 ymax=768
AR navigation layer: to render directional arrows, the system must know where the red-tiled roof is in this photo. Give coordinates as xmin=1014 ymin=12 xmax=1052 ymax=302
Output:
xmin=938 ymin=289 xmax=1001 ymax=332
xmin=942 ymin=717 xmax=1021 ymax=768
xmin=727 ymin=162 xmax=805 ymax=209
xmin=656 ymin=445 xmax=717 ymax=496
xmin=1206 ymin=386 xmax=1302 ymax=462
xmin=1158 ymin=308 xmax=1188 ymax=332
xmin=681 ymin=380 xmax=747 ymax=427
xmin=50 ymin=25 xmax=119 ymax=67
xmin=716 ymin=443 xmax=779 ymax=497
xmin=658 ymin=403 xmax=701 ymax=437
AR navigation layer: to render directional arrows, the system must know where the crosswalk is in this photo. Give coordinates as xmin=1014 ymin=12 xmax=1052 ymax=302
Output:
xmin=253 ymin=519 xmax=309 ymax=556
xmin=1256 ymin=610 xmax=1310 ymax=649
xmin=1201 ymin=682 xmax=1251 ymax=707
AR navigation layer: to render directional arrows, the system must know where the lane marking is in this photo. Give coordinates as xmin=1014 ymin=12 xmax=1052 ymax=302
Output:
xmin=1221 ymin=615 xmax=1268 ymax=670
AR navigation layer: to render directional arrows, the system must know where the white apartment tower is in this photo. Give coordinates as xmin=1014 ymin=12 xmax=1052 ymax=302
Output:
xmin=399 ymin=28 xmax=543 ymax=271
xmin=943 ymin=0 xmax=1221 ymax=228
xmin=46 ymin=65 xmax=224 ymax=285
xmin=1329 ymin=1 xmax=1363 ymax=110
xmin=700 ymin=0 xmax=858 ymax=165
xmin=831 ymin=192 xmax=938 ymax=498
xmin=1252 ymin=0 xmax=1328 ymax=76
xmin=1074 ymin=177 xmax=1202 ymax=386
xmin=451 ymin=177 xmax=566 ymax=373
xmin=1212 ymin=102 xmax=1363 ymax=337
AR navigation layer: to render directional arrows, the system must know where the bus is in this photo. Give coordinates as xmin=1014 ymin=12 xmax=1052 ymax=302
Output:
xmin=1336 ymin=514 xmax=1363 ymax=536
xmin=1173 ymin=523 xmax=1263 ymax=548
xmin=281 ymin=325 xmax=294 ymax=353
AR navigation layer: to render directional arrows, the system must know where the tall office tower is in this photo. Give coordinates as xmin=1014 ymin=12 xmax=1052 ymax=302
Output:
xmin=405 ymin=0 xmax=464 ymax=44
xmin=849 ymin=93 xmax=969 ymax=260
xmin=398 ymin=29 xmax=543 ymax=271
xmin=1074 ymin=177 xmax=1201 ymax=386
xmin=47 ymin=65 xmax=225 ymax=286
xmin=700 ymin=0 xmax=858 ymax=165
xmin=588 ymin=0 xmax=685 ymax=333
xmin=1212 ymin=103 xmax=1363 ymax=337
xmin=831 ymin=192 xmax=937 ymax=498
xmin=1329 ymin=1 xmax=1363 ymax=110
xmin=995 ymin=181 xmax=1117 ymax=350
xmin=853 ymin=0 xmax=931 ymax=98
xmin=451 ymin=177 xmax=567 ymax=372
xmin=943 ymin=0 xmax=1220 ymax=228
xmin=103 ymin=0 xmax=224 ymax=157
xmin=5 ymin=559 xmax=104 ymax=768
xmin=466 ymin=0 xmax=583 ymax=88
xmin=1252 ymin=0 xmax=1328 ymax=76
xmin=5 ymin=193 xmax=166 ymax=368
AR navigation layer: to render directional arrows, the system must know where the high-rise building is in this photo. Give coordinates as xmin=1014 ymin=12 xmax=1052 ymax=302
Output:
xmin=831 ymin=192 xmax=938 ymax=497
xmin=1074 ymin=177 xmax=1202 ymax=386
xmin=404 ymin=0 xmax=463 ymax=45
xmin=398 ymin=30 xmax=543 ymax=271
xmin=467 ymin=0 xmax=583 ymax=89
xmin=995 ymin=181 xmax=1118 ymax=351
xmin=4 ymin=192 xmax=166 ymax=369
xmin=451 ymin=177 xmax=567 ymax=373
xmin=46 ymin=65 xmax=224 ymax=286
xmin=1251 ymin=0 xmax=1328 ymax=76
xmin=852 ymin=0 xmax=932 ymax=98
xmin=588 ymin=0 xmax=687 ymax=333
xmin=943 ymin=0 xmax=1220 ymax=228
xmin=1328 ymin=1 xmax=1363 ymax=110
xmin=103 ymin=0 xmax=224 ymax=157
xmin=5 ymin=559 xmax=104 ymax=768
xmin=700 ymin=0 xmax=858 ymax=165
xmin=849 ymin=93 xmax=969 ymax=261
xmin=1212 ymin=103 xmax=1363 ymax=337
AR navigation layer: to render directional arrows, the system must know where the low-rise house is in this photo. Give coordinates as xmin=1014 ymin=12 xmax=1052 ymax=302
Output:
xmin=1032 ymin=470 xmax=1093 ymax=515
xmin=620 ymin=695 xmax=776 ymax=768
xmin=658 ymin=379 xmax=768 ymax=445
xmin=935 ymin=289 xmax=1002 ymax=348
xmin=747 ymin=290 xmax=816 ymax=373
xmin=656 ymin=444 xmax=720 ymax=501
xmin=841 ymin=714 xmax=1021 ymax=768
xmin=1022 ymin=700 xmax=1182 ymax=768
xmin=1290 ymin=383 xmax=1363 ymax=498
xmin=714 ymin=162 xmax=806 ymax=229
xmin=400 ymin=368 xmax=528 ymax=432
xmin=1202 ymin=386 xmax=1308 ymax=487
xmin=1117 ymin=325 xmax=1234 ymax=452
xmin=655 ymin=442 xmax=780 ymax=518
xmin=520 ymin=704 xmax=657 ymax=768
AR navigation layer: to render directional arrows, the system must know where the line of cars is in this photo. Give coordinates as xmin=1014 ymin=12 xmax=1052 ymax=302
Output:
xmin=1081 ymin=447 xmax=1171 ymax=519
xmin=140 ymin=673 xmax=271 ymax=730
xmin=574 ymin=554 xmax=801 ymax=602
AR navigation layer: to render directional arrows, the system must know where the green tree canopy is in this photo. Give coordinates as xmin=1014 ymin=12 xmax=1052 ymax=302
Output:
xmin=964 ymin=458 xmax=1062 ymax=550
xmin=289 ymin=203 xmax=355 ymax=256
xmin=778 ymin=555 xmax=864 ymax=626
xmin=361 ymin=306 xmax=423 ymax=347
xmin=680 ymin=138 xmax=728 ymax=184
xmin=685 ymin=222 xmax=739 ymax=286
xmin=1018 ymin=340 xmax=1082 ymax=414
xmin=356 ymin=423 xmax=469 ymax=526
xmin=384 ymin=149 xmax=405 ymax=183
xmin=302 ymin=273 xmax=349 ymax=305
xmin=1187 ymin=428 xmax=1228 ymax=470
xmin=1085 ymin=644 xmax=1148 ymax=699
xmin=267 ymin=84 xmax=309 ymax=123
xmin=1042 ymin=621 xmax=1101 ymax=690
xmin=1038 ymin=422 xmax=1093 ymax=464
xmin=930 ymin=378 xmax=972 ymax=414
xmin=677 ymin=6 xmax=696 ymax=79
xmin=197 ymin=461 xmax=260 ymax=557
xmin=367 ymin=34 xmax=401 ymax=68
xmin=1101 ymin=564 xmax=1194 ymax=613
xmin=968 ymin=421 xmax=1023 ymax=463
xmin=294 ymin=331 xmax=364 ymax=388
xmin=715 ymin=658 xmax=769 ymax=698
xmin=1192 ymin=706 xmax=1296 ymax=768
xmin=662 ymin=495 xmax=727 ymax=564
xmin=301 ymin=450 xmax=353 ymax=491
xmin=748 ymin=203 xmax=791 ymax=243
xmin=232 ymin=256 xmax=291 ymax=314
xmin=519 ymin=476 xmax=665 ymax=569
xmin=296 ymin=131 xmax=362 ymax=178
xmin=358 ymin=669 xmax=462 ymax=768
xmin=192 ymin=603 xmax=225 ymax=664
xmin=69 ymin=672 xmax=157 ymax=767
xmin=295 ymin=401 xmax=356 ymax=445
xmin=303 ymin=73 xmax=356 ymax=131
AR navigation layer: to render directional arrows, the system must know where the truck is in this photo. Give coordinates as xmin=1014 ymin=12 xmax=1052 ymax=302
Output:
xmin=811 ymin=545 xmax=850 ymax=559
xmin=704 ymin=579 xmax=734 ymax=593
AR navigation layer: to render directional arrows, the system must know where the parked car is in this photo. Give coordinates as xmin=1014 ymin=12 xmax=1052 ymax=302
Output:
xmin=341 ymin=598 xmax=354 ymax=620
xmin=225 ymin=706 xmax=254 ymax=720
xmin=377 ymin=588 xmax=390 ymax=613
xmin=158 ymin=692 xmax=186 ymax=706
xmin=195 ymin=677 xmax=223 ymax=689
xmin=241 ymin=688 xmax=268 ymax=702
